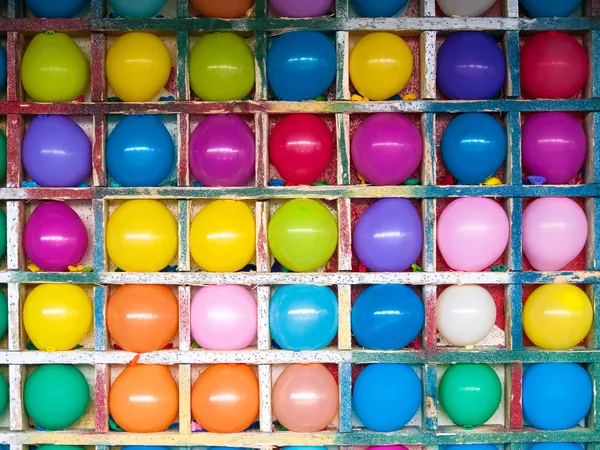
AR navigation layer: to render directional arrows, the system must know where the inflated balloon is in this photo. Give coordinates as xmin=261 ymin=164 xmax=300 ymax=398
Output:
xmin=437 ymin=0 xmax=495 ymax=16
xmin=353 ymin=198 xmax=423 ymax=272
xmin=530 ymin=445 xmax=583 ymax=450
xmin=26 ymin=0 xmax=87 ymax=17
xmin=109 ymin=365 xmax=178 ymax=432
xmin=270 ymin=0 xmax=333 ymax=17
xmin=447 ymin=446 xmax=499 ymax=450
xmin=190 ymin=115 xmax=255 ymax=187
xmin=437 ymin=198 xmax=509 ymax=271
xmin=191 ymin=364 xmax=259 ymax=433
xmin=353 ymin=364 xmax=421 ymax=431
xmin=0 ymin=131 xmax=6 ymax=184
xmin=270 ymin=285 xmax=338 ymax=351
xmin=269 ymin=114 xmax=334 ymax=184
xmin=192 ymin=0 xmax=253 ymax=17
xmin=24 ymin=202 xmax=88 ymax=272
xmin=0 ymin=291 xmax=7 ymax=340
xmin=441 ymin=113 xmax=507 ymax=184
xmin=0 ymin=372 xmax=7 ymax=417
xmin=520 ymin=0 xmax=581 ymax=17
xmin=352 ymin=285 xmax=423 ymax=350
xmin=191 ymin=285 xmax=257 ymax=350
xmin=268 ymin=199 xmax=337 ymax=272
xmin=107 ymin=285 xmax=178 ymax=353
xmin=0 ymin=210 xmax=6 ymax=259
xmin=350 ymin=32 xmax=413 ymax=100
xmin=521 ymin=32 xmax=588 ymax=99
xmin=351 ymin=0 xmax=408 ymax=17
xmin=22 ymin=31 xmax=89 ymax=102
xmin=110 ymin=0 xmax=167 ymax=17
xmin=106 ymin=200 xmax=178 ymax=272
xmin=273 ymin=364 xmax=338 ymax=432
xmin=24 ymin=365 xmax=89 ymax=430
xmin=0 ymin=46 xmax=6 ymax=89
xmin=437 ymin=31 xmax=506 ymax=100
xmin=369 ymin=446 xmax=409 ymax=450
xmin=523 ymin=363 xmax=592 ymax=430
xmin=190 ymin=33 xmax=255 ymax=101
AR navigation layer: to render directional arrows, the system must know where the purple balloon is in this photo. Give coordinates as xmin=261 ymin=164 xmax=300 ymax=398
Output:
xmin=190 ymin=114 xmax=255 ymax=187
xmin=270 ymin=0 xmax=333 ymax=17
xmin=351 ymin=113 xmax=423 ymax=185
xmin=522 ymin=112 xmax=586 ymax=184
xmin=353 ymin=198 xmax=423 ymax=272
xmin=22 ymin=115 xmax=92 ymax=187
xmin=24 ymin=202 xmax=88 ymax=272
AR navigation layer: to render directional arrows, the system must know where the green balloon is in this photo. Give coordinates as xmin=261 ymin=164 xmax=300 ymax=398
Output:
xmin=24 ymin=365 xmax=89 ymax=430
xmin=0 ymin=372 xmax=8 ymax=417
xmin=0 ymin=209 xmax=6 ymax=260
xmin=0 ymin=291 xmax=7 ymax=340
xmin=0 ymin=131 xmax=6 ymax=184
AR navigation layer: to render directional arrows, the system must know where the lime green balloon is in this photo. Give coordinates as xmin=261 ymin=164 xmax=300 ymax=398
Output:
xmin=0 ymin=372 xmax=8 ymax=417
xmin=0 ymin=291 xmax=7 ymax=341
xmin=0 ymin=131 xmax=6 ymax=184
xmin=189 ymin=32 xmax=255 ymax=101
xmin=22 ymin=31 xmax=89 ymax=102
xmin=0 ymin=209 xmax=6 ymax=260
xmin=268 ymin=199 xmax=338 ymax=272
xmin=439 ymin=364 xmax=502 ymax=427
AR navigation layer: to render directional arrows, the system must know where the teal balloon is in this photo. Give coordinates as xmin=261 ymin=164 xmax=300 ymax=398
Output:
xmin=26 ymin=0 xmax=86 ymax=17
xmin=109 ymin=0 xmax=167 ymax=17
xmin=520 ymin=0 xmax=581 ymax=17
xmin=0 ymin=372 xmax=8 ymax=417
xmin=0 ymin=291 xmax=7 ymax=340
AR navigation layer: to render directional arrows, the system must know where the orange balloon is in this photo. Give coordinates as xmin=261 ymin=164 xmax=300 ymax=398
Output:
xmin=109 ymin=365 xmax=178 ymax=432
xmin=191 ymin=0 xmax=254 ymax=18
xmin=107 ymin=285 xmax=178 ymax=353
xmin=191 ymin=364 xmax=259 ymax=432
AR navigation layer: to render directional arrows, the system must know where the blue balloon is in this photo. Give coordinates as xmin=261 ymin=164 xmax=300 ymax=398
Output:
xmin=352 ymin=285 xmax=423 ymax=350
xmin=110 ymin=0 xmax=167 ymax=17
xmin=351 ymin=0 xmax=409 ymax=17
xmin=106 ymin=115 xmax=175 ymax=187
xmin=530 ymin=445 xmax=583 ymax=450
xmin=270 ymin=285 xmax=338 ymax=351
xmin=0 ymin=46 xmax=6 ymax=89
xmin=520 ymin=0 xmax=582 ymax=17
xmin=353 ymin=364 xmax=421 ymax=431
xmin=267 ymin=31 xmax=336 ymax=101
xmin=441 ymin=113 xmax=507 ymax=184
xmin=26 ymin=0 xmax=87 ymax=17
xmin=523 ymin=363 xmax=592 ymax=430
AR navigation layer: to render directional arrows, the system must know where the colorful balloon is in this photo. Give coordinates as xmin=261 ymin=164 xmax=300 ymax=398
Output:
xmin=0 ymin=46 xmax=6 ymax=89
xmin=437 ymin=0 xmax=495 ymax=16
xmin=369 ymin=446 xmax=409 ymax=450
xmin=110 ymin=0 xmax=167 ymax=17
xmin=26 ymin=0 xmax=87 ymax=17
xmin=0 ymin=130 xmax=6 ymax=184
xmin=270 ymin=0 xmax=333 ymax=17
xmin=520 ymin=0 xmax=582 ymax=17
xmin=0 ymin=372 xmax=7 ymax=417
xmin=0 ymin=210 xmax=6 ymax=259
xmin=0 ymin=291 xmax=7 ymax=340
xmin=351 ymin=0 xmax=408 ymax=17
xmin=530 ymin=445 xmax=583 ymax=450
xmin=191 ymin=0 xmax=253 ymax=17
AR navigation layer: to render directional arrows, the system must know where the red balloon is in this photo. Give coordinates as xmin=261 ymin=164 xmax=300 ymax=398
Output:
xmin=521 ymin=31 xmax=588 ymax=99
xmin=269 ymin=114 xmax=334 ymax=185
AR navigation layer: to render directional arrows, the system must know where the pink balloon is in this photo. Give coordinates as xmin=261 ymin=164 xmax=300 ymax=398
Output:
xmin=523 ymin=197 xmax=588 ymax=271
xmin=437 ymin=198 xmax=509 ymax=271
xmin=190 ymin=285 xmax=257 ymax=350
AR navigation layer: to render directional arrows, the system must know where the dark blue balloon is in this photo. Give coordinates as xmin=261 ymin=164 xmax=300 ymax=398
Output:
xmin=353 ymin=364 xmax=421 ymax=431
xmin=352 ymin=285 xmax=423 ymax=350
xmin=520 ymin=0 xmax=582 ymax=17
xmin=0 ymin=46 xmax=6 ymax=89
xmin=530 ymin=444 xmax=583 ymax=450
xmin=107 ymin=115 xmax=175 ymax=187
xmin=26 ymin=0 xmax=87 ymax=17
xmin=351 ymin=0 xmax=409 ymax=17
xmin=267 ymin=31 xmax=336 ymax=101
xmin=523 ymin=363 xmax=592 ymax=430
xmin=441 ymin=113 xmax=507 ymax=184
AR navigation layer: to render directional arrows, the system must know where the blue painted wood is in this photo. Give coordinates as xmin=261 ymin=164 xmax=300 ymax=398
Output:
xmin=504 ymin=31 xmax=520 ymax=99
xmin=422 ymin=364 xmax=438 ymax=431
xmin=338 ymin=362 xmax=353 ymax=433
xmin=508 ymin=198 xmax=523 ymax=272
xmin=93 ymin=285 xmax=108 ymax=351
xmin=509 ymin=283 xmax=523 ymax=351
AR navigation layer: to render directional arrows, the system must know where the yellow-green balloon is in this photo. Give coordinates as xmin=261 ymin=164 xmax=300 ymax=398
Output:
xmin=268 ymin=199 xmax=338 ymax=272
xmin=189 ymin=32 xmax=255 ymax=101
xmin=22 ymin=31 xmax=89 ymax=102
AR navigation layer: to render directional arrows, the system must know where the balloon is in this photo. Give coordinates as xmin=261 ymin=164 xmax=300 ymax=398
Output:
xmin=441 ymin=113 xmax=507 ymax=184
xmin=437 ymin=31 xmax=506 ymax=100
xmin=521 ymin=32 xmax=588 ymax=99
xmin=522 ymin=112 xmax=586 ymax=184
xmin=447 ymin=446 xmax=498 ymax=450
xmin=270 ymin=285 xmax=338 ymax=351
xmin=190 ymin=33 xmax=255 ymax=101
xmin=530 ymin=445 xmax=583 ymax=450
xmin=21 ymin=31 xmax=89 ymax=102
xmin=353 ymin=364 xmax=421 ymax=431
xmin=350 ymin=32 xmax=413 ymax=101
xmin=107 ymin=115 xmax=174 ymax=187
xmin=24 ymin=365 xmax=89 ymax=430
xmin=0 ymin=372 xmax=7 ymax=417
xmin=270 ymin=0 xmax=333 ymax=17
xmin=106 ymin=200 xmax=178 ymax=272
xmin=0 ymin=210 xmax=6 ymax=259
xmin=352 ymin=285 xmax=423 ymax=350
xmin=191 ymin=285 xmax=257 ymax=350
xmin=369 ymin=446 xmax=409 ymax=450
xmin=437 ymin=198 xmax=509 ymax=271
xmin=0 ymin=291 xmax=7 ymax=340
xmin=38 ymin=446 xmax=84 ymax=450
xmin=520 ymin=0 xmax=582 ymax=17
xmin=267 ymin=31 xmax=336 ymax=101
xmin=437 ymin=285 xmax=496 ymax=347
xmin=110 ymin=0 xmax=167 ymax=17
xmin=109 ymin=365 xmax=178 ymax=432
xmin=268 ymin=199 xmax=337 ymax=272
xmin=24 ymin=202 xmax=88 ymax=272
xmin=191 ymin=0 xmax=253 ymax=17
xmin=0 ymin=131 xmax=6 ymax=184
xmin=437 ymin=0 xmax=495 ymax=16
xmin=0 ymin=46 xmax=6 ymax=88
xmin=191 ymin=364 xmax=259 ymax=433
xmin=22 ymin=116 xmax=91 ymax=187
xmin=190 ymin=200 xmax=255 ymax=272
xmin=26 ymin=0 xmax=86 ymax=17
xmin=439 ymin=364 xmax=501 ymax=427
xmin=107 ymin=285 xmax=178 ymax=353
xmin=353 ymin=198 xmax=423 ymax=272
xmin=351 ymin=113 xmax=422 ymax=185
xmin=272 ymin=364 xmax=338 ymax=432
xmin=269 ymin=114 xmax=334 ymax=184
xmin=351 ymin=0 xmax=408 ymax=17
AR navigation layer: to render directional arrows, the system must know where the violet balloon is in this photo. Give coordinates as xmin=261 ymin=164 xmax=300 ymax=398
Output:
xmin=270 ymin=0 xmax=333 ymax=17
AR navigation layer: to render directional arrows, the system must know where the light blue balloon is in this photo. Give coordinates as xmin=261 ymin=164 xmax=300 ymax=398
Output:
xmin=26 ymin=0 xmax=87 ymax=17
xmin=352 ymin=0 xmax=409 ymax=17
xmin=110 ymin=0 xmax=168 ymax=17
xmin=520 ymin=0 xmax=582 ymax=17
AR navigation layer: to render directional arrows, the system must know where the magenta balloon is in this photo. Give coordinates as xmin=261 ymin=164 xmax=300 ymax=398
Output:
xmin=351 ymin=113 xmax=423 ymax=186
xmin=270 ymin=0 xmax=333 ymax=17
xmin=523 ymin=197 xmax=588 ymax=271
xmin=24 ymin=202 xmax=88 ymax=272
xmin=189 ymin=114 xmax=255 ymax=187
xmin=522 ymin=112 xmax=586 ymax=184
xmin=437 ymin=198 xmax=509 ymax=271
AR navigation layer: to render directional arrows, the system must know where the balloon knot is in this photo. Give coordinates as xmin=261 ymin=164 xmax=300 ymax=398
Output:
xmin=115 ymin=267 xmax=124 ymax=272
xmin=463 ymin=425 xmax=474 ymax=431
xmin=128 ymin=354 xmax=141 ymax=366
xmin=159 ymin=95 xmax=175 ymax=102
xmin=21 ymin=181 xmax=38 ymax=188
xmin=312 ymin=181 xmax=329 ymax=186
xmin=351 ymin=94 xmax=368 ymax=102
xmin=498 ymin=343 xmax=504 ymax=349
xmin=108 ymin=12 xmax=120 ymax=18
xmin=68 ymin=265 xmax=85 ymax=272
xmin=285 ymin=181 xmax=295 ymax=186
xmin=526 ymin=175 xmax=546 ymax=185
xmin=357 ymin=173 xmax=367 ymax=185
xmin=161 ymin=265 xmax=178 ymax=272
xmin=267 ymin=179 xmax=285 ymax=187
xmin=465 ymin=344 xmax=474 ymax=350
xmin=411 ymin=263 xmax=424 ymax=272
xmin=402 ymin=93 xmax=417 ymax=101
xmin=440 ymin=174 xmax=455 ymax=185
xmin=107 ymin=96 xmax=123 ymax=103
xmin=403 ymin=178 xmax=420 ymax=186
xmin=482 ymin=176 xmax=502 ymax=186
xmin=314 ymin=95 xmax=327 ymax=101
xmin=72 ymin=344 xmax=83 ymax=350
xmin=162 ymin=343 xmax=174 ymax=350
xmin=191 ymin=341 xmax=201 ymax=349
xmin=192 ymin=180 xmax=204 ymax=187
xmin=491 ymin=264 xmax=507 ymax=272
xmin=81 ymin=267 xmax=94 ymax=272
xmin=45 ymin=347 xmax=56 ymax=352
xmin=32 ymin=425 xmax=46 ymax=431
xmin=358 ymin=264 xmax=367 ymax=273
xmin=27 ymin=264 xmax=41 ymax=272
xmin=191 ymin=421 xmax=202 ymax=432
xmin=75 ymin=95 xmax=84 ymax=102
xmin=108 ymin=416 xmax=124 ymax=432
xmin=109 ymin=182 xmax=121 ymax=188
xmin=77 ymin=182 xmax=90 ymax=188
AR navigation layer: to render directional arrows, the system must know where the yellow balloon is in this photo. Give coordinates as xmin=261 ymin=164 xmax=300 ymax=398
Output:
xmin=523 ymin=284 xmax=593 ymax=350
xmin=106 ymin=200 xmax=178 ymax=272
xmin=24 ymin=284 xmax=92 ymax=351
xmin=106 ymin=32 xmax=171 ymax=102
xmin=190 ymin=200 xmax=255 ymax=272
xmin=349 ymin=32 xmax=414 ymax=101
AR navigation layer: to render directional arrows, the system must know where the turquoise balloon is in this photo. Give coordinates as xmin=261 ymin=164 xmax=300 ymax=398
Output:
xmin=109 ymin=0 xmax=167 ymax=17
xmin=520 ymin=0 xmax=581 ymax=17
xmin=26 ymin=0 xmax=86 ymax=17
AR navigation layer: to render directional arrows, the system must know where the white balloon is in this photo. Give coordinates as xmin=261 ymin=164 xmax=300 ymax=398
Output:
xmin=437 ymin=285 xmax=497 ymax=346
xmin=437 ymin=0 xmax=496 ymax=17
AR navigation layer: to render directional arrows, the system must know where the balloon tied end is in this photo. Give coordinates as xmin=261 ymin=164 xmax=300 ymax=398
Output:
xmin=45 ymin=30 xmax=56 ymax=36
xmin=27 ymin=264 xmax=41 ymax=272
xmin=402 ymin=93 xmax=417 ymax=101
xmin=481 ymin=176 xmax=502 ymax=186
xmin=411 ymin=263 xmax=424 ymax=272
xmin=68 ymin=264 xmax=85 ymax=272
xmin=108 ymin=416 xmax=124 ymax=432
xmin=491 ymin=264 xmax=507 ymax=272
xmin=351 ymin=94 xmax=369 ymax=102
xmin=128 ymin=354 xmax=141 ymax=366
